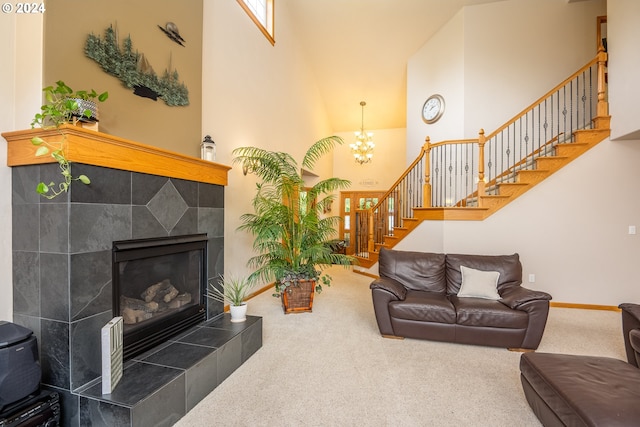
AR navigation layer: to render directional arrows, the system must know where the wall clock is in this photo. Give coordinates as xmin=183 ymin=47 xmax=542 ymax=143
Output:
xmin=422 ymin=94 xmax=445 ymax=124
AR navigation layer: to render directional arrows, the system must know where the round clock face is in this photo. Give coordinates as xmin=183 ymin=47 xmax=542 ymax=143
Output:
xmin=422 ymin=94 xmax=445 ymax=124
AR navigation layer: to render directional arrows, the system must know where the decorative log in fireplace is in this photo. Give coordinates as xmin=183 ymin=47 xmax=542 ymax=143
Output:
xmin=113 ymin=234 xmax=208 ymax=360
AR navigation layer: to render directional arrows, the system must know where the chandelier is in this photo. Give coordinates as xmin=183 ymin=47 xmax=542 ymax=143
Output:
xmin=350 ymin=101 xmax=374 ymax=164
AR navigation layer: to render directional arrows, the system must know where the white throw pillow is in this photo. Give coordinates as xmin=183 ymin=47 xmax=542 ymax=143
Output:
xmin=457 ymin=265 xmax=501 ymax=300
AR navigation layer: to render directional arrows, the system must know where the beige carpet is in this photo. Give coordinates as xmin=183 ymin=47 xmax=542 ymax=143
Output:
xmin=175 ymin=266 xmax=625 ymax=427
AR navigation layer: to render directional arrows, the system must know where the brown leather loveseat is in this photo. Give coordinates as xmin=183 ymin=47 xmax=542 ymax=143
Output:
xmin=370 ymin=248 xmax=552 ymax=350
xmin=520 ymin=303 xmax=640 ymax=426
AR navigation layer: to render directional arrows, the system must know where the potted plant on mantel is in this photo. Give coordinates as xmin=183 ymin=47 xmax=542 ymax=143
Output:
xmin=233 ymin=136 xmax=356 ymax=314
xmin=207 ymin=275 xmax=256 ymax=323
xmin=30 ymin=80 xmax=108 ymax=199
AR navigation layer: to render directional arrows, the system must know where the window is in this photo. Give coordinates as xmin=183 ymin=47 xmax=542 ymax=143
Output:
xmin=237 ymin=0 xmax=275 ymax=45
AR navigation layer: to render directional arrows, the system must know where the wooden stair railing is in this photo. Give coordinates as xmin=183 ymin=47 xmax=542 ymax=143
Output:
xmin=354 ymin=48 xmax=609 ymax=269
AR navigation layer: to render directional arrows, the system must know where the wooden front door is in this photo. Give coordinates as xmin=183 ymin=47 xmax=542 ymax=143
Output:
xmin=339 ymin=191 xmax=385 ymax=255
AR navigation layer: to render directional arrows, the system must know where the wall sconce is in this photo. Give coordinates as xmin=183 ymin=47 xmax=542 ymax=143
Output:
xmin=200 ymin=135 xmax=216 ymax=162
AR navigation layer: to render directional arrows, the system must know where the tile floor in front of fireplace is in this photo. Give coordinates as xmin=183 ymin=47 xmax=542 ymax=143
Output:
xmin=74 ymin=314 xmax=262 ymax=427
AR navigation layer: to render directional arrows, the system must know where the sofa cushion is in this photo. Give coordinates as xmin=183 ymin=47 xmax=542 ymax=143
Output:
xmin=457 ymin=266 xmax=501 ymax=300
xmin=520 ymin=352 xmax=640 ymax=426
xmin=451 ymin=295 xmax=529 ymax=329
xmin=445 ymin=253 xmax=522 ymax=295
xmin=389 ymin=290 xmax=456 ymax=324
xmin=379 ymin=248 xmax=446 ymax=293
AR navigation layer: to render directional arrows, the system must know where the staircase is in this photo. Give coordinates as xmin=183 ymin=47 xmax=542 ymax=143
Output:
xmin=354 ymin=49 xmax=610 ymax=269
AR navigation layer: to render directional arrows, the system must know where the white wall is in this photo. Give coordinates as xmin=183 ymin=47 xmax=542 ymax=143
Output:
xmin=407 ymin=10 xmax=465 ymax=165
xmin=0 ymin=13 xmax=43 ymax=321
xmin=608 ymin=0 xmax=640 ymax=140
xmin=202 ymin=0 xmax=335 ymax=282
xmin=333 ymin=128 xmax=406 ymax=192
xmin=396 ymin=0 xmax=640 ymax=306
xmin=463 ymin=0 xmax=605 ymax=137
xmin=407 ymin=0 xmax=606 ymax=164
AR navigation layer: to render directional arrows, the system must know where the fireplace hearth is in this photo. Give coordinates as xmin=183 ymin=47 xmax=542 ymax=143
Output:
xmin=113 ymin=234 xmax=208 ymax=360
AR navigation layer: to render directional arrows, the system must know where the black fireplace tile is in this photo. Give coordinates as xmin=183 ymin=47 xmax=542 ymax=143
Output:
xmin=69 ymin=204 xmax=131 ymax=253
xmin=81 ymin=361 xmax=184 ymax=407
xmin=70 ymin=311 xmax=113 ymax=390
xmin=177 ymin=326 xmax=237 ymax=348
xmin=129 ymin=372 xmax=185 ymax=427
xmin=132 ymin=173 xmax=169 ymax=205
xmin=207 ymin=236 xmax=224 ymax=282
xmin=140 ymin=342 xmax=216 ymax=370
xmin=172 ymin=178 xmax=198 ymax=207
xmin=40 ymin=203 xmax=69 ymax=254
xmin=242 ymin=317 xmax=263 ymax=363
xmin=41 ymin=253 xmax=70 ymax=322
xmin=71 ymin=164 xmax=132 ymax=205
xmin=217 ymin=333 xmax=243 ymax=384
xmin=70 ymin=251 xmax=112 ymax=322
xmin=80 ymin=397 xmax=131 ymax=427
xmin=207 ymin=297 xmax=224 ymax=320
xmin=171 ymin=207 xmax=198 ymax=236
xmin=12 ymin=165 xmax=41 ymax=205
xmin=204 ymin=314 xmax=261 ymax=332
xmin=198 ymin=183 xmax=224 ymax=208
xmin=185 ymin=350 xmax=218 ymax=411
xmin=12 ymin=203 xmax=39 ymax=251
xmin=147 ymin=181 xmax=189 ymax=232
xmin=40 ymin=319 xmax=70 ymax=390
xmin=198 ymin=207 xmax=224 ymax=237
xmin=132 ymin=206 xmax=168 ymax=239
xmin=12 ymin=251 xmax=40 ymax=316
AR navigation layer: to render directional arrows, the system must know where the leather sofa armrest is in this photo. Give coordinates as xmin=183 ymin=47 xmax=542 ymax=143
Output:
xmin=499 ymin=286 xmax=552 ymax=310
xmin=370 ymin=277 xmax=407 ymax=300
xmin=619 ymin=303 xmax=640 ymax=367
xmin=630 ymin=329 xmax=640 ymax=367
xmin=619 ymin=303 xmax=640 ymax=321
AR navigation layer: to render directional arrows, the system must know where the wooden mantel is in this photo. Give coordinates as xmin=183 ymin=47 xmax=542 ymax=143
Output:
xmin=2 ymin=124 xmax=231 ymax=186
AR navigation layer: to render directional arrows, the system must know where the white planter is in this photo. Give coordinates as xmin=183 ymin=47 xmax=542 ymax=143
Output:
xmin=229 ymin=303 xmax=247 ymax=323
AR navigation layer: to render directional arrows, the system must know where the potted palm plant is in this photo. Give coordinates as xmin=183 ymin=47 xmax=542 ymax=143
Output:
xmin=207 ymin=275 xmax=255 ymax=322
xmin=233 ymin=136 xmax=356 ymax=314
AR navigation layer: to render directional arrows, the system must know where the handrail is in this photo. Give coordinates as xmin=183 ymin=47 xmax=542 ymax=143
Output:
xmin=353 ymin=49 xmax=608 ymax=259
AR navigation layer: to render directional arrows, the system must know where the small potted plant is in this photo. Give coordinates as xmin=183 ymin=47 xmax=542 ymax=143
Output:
xmin=207 ymin=275 xmax=255 ymax=322
xmin=30 ymin=80 xmax=109 ymax=199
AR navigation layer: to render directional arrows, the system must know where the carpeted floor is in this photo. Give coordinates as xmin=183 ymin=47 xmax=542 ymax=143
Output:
xmin=175 ymin=266 xmax=625 ymax=427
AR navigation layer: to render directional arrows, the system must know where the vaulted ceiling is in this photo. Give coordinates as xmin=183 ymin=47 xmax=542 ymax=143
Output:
xmin=286 ymin=0 xmax=503 ymax=132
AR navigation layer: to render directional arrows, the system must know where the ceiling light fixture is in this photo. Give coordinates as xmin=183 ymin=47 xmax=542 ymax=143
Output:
xmin=350 ymin=101 xmax=374 ymax=164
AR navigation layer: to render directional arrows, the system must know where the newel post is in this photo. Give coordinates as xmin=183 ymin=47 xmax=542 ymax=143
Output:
xmin=423 ymin=136 xmax=432 ymax=208
xmin=596 ymin=45 xmax=609 ymax=117
xmin=477 ymin=129 xmax=486 ymax=206
xmin=367 ymin=210 xmax=375 ymax=253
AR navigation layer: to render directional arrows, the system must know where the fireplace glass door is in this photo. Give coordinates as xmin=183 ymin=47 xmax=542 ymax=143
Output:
xmin=113 ymin=234 xmax=208 ymax=359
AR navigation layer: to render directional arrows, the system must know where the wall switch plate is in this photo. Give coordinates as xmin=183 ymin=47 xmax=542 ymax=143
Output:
xmin=629 ymin=225 xmax=636 ymax=235
xmin=528 ymin=274 xmax=535 ymax=283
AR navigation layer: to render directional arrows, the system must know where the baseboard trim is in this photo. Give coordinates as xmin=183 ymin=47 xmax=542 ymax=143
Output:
xmin=353 ymin=269 xmax=379 ymax=279
xmin=549 ymin=302 xmax=620 ymax=311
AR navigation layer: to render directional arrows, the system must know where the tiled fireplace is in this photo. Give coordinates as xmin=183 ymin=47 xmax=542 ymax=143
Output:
xmin=4 ymin=127 xmax=262 ymax=426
